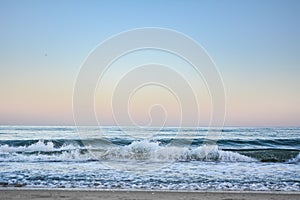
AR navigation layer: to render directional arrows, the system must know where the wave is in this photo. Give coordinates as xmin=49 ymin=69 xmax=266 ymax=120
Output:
xmin=100 ymin=141 xmax=255 ymax=162
xmin=0 ymin=140 xmax=256 ymax=162
xmin=0 ymin=139 xmax=298 ymax=163
xmin=0 ymin=140 xmax=89 ymax=162
xmin=0 ymin=140 xmax=83 ymax=153
xmin=228 ymin=149 xmax=300 ymax=162
xmin=157 ymin=138 xmax=300 ymax=149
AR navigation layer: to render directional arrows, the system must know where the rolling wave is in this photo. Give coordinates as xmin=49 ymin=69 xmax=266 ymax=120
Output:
xmin=0 ymin=139 xmax=299 ymax=163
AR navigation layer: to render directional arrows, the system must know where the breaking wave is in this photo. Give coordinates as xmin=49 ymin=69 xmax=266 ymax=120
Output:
xmin=100 ymin=140 xmax=255 ymax=162
xmin=1 ymin=139 xmax=298 ymax=163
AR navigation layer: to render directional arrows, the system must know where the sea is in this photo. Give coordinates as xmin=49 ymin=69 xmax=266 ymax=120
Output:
xmin=0 ymin=126 xmax=299 ymax=191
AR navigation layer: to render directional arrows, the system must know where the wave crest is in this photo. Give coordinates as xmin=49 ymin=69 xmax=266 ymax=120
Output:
xmin=100 ymin=141 xmax=255 ymax=162
xmin=3 ymin=140 xmax=294 ymax=163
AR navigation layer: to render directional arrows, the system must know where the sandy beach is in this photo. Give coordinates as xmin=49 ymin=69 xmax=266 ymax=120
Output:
xmin=0 ymin=189 xmax=300 ymax=200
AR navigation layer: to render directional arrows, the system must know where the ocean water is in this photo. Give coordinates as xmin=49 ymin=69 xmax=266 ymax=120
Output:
xmin=0 ymin=126 xmax=299 ymax=191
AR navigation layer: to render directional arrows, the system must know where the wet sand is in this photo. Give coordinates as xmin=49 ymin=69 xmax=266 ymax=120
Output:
xmin=0 ymin=189 xmax=300 ymax=200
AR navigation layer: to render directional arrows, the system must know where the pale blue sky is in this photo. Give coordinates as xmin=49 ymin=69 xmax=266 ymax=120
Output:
xmin=0 ymin=0 xmax=299 ymax=126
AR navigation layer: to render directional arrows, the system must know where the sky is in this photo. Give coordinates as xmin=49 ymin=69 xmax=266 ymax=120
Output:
xmin=0 ymin=0 xmax=300 ymax=126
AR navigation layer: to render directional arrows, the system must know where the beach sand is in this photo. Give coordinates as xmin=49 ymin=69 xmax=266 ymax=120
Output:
xmin=0 ymin=189 xmax=300 ymax=200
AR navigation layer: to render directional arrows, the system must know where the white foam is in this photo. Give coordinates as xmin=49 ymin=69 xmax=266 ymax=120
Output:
xmin=287 ymin=153 xmax=300 ymax=164
xmin=0 ymin=140 xmax=91 ymax=162
xmin=0 ymin=149 xmax=91 ymax=162
xmin=101 ymin=141 xmax=256 ymax=162
xmin=0 ymin=140 xmax=81 ymax=153
xmin=0 ymin=140 xmax=255 ymax=162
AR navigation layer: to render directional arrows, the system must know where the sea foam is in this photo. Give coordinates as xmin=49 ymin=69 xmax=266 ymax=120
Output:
xmin=101 ymin=140 xmax=256 ymax=162
xmin=0 ymin=140 xmax=255 ymax=162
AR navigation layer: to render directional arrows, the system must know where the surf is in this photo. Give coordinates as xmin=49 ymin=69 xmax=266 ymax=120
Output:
xmin=0 ymin=139 xmax=299 ymax=163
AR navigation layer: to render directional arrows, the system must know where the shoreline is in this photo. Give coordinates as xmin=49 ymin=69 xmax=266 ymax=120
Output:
xmin=1 ymin=188 xmax=300 ymax=200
